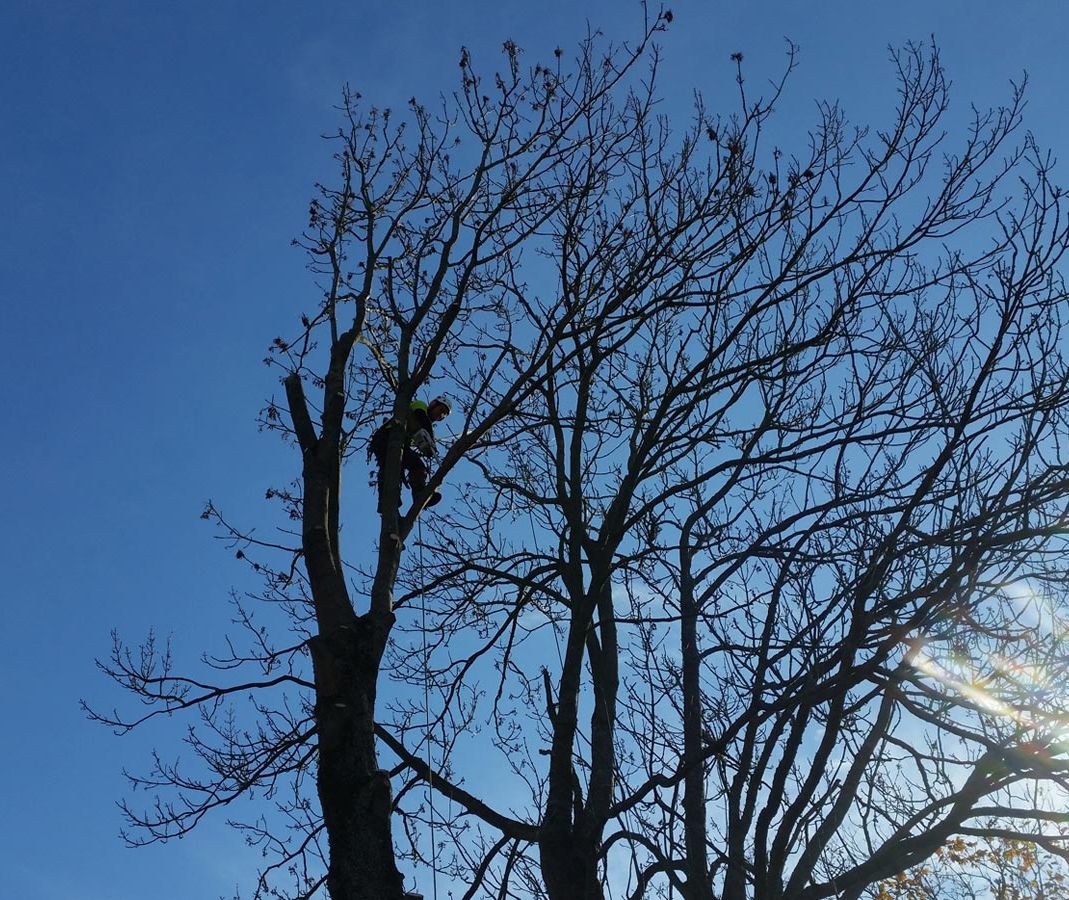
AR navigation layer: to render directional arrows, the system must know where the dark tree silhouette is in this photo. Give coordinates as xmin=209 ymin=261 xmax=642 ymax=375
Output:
xmin=88 ymin=11 xmax=1069 ymax=900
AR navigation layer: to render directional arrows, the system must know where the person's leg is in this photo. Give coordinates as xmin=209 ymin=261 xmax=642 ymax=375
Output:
xmin=403 ymin=448 xmax=427 ymax=492
xmin=403 ymin=450 xmax=441 ymax=507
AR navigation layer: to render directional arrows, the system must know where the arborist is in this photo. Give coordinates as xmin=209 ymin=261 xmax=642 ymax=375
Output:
xmin=368 ymin=396 xmax=451 ymax=509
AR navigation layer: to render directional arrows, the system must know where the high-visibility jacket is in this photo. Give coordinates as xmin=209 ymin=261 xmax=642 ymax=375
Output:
xmin=369 ymin=400 xmax=436 ymax=463
xmin=406 ymin=399 xmax=434 ymax=438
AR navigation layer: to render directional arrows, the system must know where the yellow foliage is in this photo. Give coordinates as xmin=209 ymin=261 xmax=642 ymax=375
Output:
xmin=875 ymin=835 xmax=1069 ymax=900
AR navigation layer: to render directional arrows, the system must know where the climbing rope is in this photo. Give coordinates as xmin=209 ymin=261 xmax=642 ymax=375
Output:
xmin=418 ymin=516 xmax=439 ymax=900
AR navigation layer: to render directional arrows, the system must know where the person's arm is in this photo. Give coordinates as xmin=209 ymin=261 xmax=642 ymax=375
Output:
xmin=410 ymin=407 xmax=433 ymax=433
xmin=409 ymin=401 xmax=437 ymax=456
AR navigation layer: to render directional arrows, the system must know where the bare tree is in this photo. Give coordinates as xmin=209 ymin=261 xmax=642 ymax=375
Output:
xmin=88 ymin=14 xmax=1069 ymax=900
xmin=390 ymin=42 xmax=1069 ymax=900
xmin=591 ymin=50 xmax=1069 ymax=900
xmin=90 ymin=10 xmax=682 ymax=900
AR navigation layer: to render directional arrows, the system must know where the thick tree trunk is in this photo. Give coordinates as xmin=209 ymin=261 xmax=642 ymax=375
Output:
xmin=540 ymin=608 xmax=602 ymax=900
xmin=539 ymin=595 xmax=606 ymax=900
xmin=311 ymin=615 xmax=404 ymax=900
xmin=539 ymin=572 xmax=621 ymax=900
xmin=287 ymin=368 xmax=408 ymax=900
xmin=302 ymin=449 xmax=405 ymax=900
xmin=680 ymin=569 xmax=711 ymax=900
xmin=539 ymin=832 xmax=604 ymax=900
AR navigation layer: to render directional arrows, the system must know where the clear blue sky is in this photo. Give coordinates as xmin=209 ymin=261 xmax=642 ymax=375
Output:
xmin=2 ymin=2 xmax=1068 ymax=897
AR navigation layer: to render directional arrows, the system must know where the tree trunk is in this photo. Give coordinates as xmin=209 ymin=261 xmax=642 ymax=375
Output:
xmin=539 ymin=572 xmax=621 ymax=900
xmin=311 ymin=614 xmax=405 ymax=900
xmin=539 ymin=837 xmax=604 ymax=900
xmin=540 ymin=597 xmax=606 ymax=900
xmin=680 ymin=568 xmax=711 ymax=899
xmin=287 ymin=354 xmax=409 ymax=900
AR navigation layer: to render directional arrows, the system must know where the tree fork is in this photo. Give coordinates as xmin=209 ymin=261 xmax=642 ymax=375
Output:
xmin=287 ymin=371 xmax=407 ymax=900
xmin=310 ymin=617 xmax=404 ymax=900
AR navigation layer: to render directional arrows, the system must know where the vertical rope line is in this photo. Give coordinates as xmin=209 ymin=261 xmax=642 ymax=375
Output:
xmin=418 ymin=516 xmax=438 ymax=900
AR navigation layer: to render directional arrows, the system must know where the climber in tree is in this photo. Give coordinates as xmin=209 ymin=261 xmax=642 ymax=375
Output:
xmin=368 ymin=396 xmax=451 ymax=508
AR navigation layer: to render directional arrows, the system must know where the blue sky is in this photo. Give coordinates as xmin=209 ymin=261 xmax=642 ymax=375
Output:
xmin=3 ymin=2 xmax=1069 ymax=897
